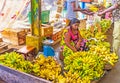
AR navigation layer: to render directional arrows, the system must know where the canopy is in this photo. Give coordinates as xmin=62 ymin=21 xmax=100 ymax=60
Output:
xmin=0 ymin=0 xmax=31 ymax=31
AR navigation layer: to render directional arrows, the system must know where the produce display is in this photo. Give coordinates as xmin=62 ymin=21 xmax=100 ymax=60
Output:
xmin=61 ymin=19 xmax=118 ymax=82
xmin=33 ymin=54 xmax=61 ymax=81
xmin=0 ymin=52 xmax=33 ymax=73
xmin=0 ymin=19 xmax=118 ymax=83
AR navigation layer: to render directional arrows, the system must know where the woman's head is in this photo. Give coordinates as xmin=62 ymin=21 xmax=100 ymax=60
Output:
xmin=69 ymin=18 xmax=80 ymax=30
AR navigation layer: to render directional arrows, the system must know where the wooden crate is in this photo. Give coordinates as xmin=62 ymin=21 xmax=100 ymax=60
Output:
xmin=52 ymin=28 xmax=64 ymax=41
xmin=52 ymin=33 xmax=58 ymax=41
xmin=9 ymin=29 xmax=26 ymax=45
xmin=1 ymin=28 xmax=10 ymax=39
xmin=1 ymin=28 xmax=26 ymax=45
xmin=41 ymin=24 xmax=53 ymax=37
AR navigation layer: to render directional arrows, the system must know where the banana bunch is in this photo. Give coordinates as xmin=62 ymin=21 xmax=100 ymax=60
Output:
xmin=95 ymin=32 xmax=107 ymax=41
xmin=80 ymin=29 xmax=94 ymax=39
xmin=0 ymin=52 xmax=33 ymax=73
xmin=64 ymin=51 xmax=105 ymax=81
xmin=33 ymin=54 xmax=61 ymax=81
xmin=89 ymin=45 xmax=118 ymax=66
xmin=54 ymin=71 xmax=82 ymax=83
xmin=87 ymin=4 xmax=98 ymax=12
xmin=100 ymin=19 xmax=111 ymax=33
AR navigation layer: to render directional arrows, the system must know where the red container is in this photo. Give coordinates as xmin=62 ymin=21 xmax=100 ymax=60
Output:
xmin=81 ymin=0 xmax=92 ymax=2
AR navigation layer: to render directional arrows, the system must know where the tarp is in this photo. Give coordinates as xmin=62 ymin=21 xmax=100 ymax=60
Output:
xmin=0 ymin=0 xmax=31 ymax=31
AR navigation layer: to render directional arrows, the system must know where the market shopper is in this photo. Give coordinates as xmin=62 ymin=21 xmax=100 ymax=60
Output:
xmin=66 ymin=0 xmax=94 ymax=26
xmin=98 ymin=0 xmax=120 ymax=55
xmin=64 ymin=18 xmax=87 ymax=52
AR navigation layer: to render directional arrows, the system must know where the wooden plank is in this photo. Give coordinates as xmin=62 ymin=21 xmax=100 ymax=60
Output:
xmin=0 ymin=64 xmax=51 ymax=83
xmin=0 ymin=43 xmax=8 ymax=52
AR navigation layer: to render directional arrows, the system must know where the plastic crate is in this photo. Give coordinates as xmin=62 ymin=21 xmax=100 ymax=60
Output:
xmin=41 ymin=10 xmax=50 ymax=24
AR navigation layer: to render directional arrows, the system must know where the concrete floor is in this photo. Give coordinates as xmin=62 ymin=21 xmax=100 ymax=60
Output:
xmin=98 ymin=60 xmax=120 ymax=83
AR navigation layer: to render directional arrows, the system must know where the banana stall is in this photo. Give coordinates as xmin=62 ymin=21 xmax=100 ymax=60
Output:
xmin=0 ymin=0 xmax=119 ymax=83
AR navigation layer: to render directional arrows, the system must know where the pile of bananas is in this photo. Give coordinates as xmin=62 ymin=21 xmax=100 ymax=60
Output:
xmin=54 ymin=71 xmax=82 ymax=83
xmin=86 ymin=4 xmax=98 ymax=12
xmin=63 ymin=23 xmax=118 ymax=82
xmin=90 ymin=45 xmax=118 ymax=66
xmin=100 ymin=19 xmax=111 ymax=33
xmin=0 ymin=52 xmax=33 ymax=73
xmin=80 ymin=29 xmax=94 ymax=39
xmin=0 ymin=53 xmax=62 ymax=82
xmin=33 ymin=54 xmax=61 ymax=81
xmin=64 ymin=51 xmax=105 ymax=82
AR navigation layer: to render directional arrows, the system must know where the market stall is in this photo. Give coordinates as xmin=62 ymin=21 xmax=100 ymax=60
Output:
xmin=0 ymin=0 xmax=119 ymax=83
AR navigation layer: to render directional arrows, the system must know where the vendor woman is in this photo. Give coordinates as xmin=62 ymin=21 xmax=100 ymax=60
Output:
xmin=64 ymin=18 xmax=87 ymax=52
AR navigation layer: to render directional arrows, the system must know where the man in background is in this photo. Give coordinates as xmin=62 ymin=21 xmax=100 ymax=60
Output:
xmin=98 ymin=0 xmax=120 ymax=56
xmin=66 ymin=0 xmax=94 ymax=26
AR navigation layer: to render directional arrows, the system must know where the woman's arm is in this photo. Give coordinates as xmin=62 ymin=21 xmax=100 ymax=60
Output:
xmin=71 ymin=1 xmax=94 ymax=15
xmin=75 ymin=31 xmax=83 ymax=49
xmin=78 ymin=31 xmax=83 ymax=42
xmin=98 ymin=3 xmax=119 ymax=15
xmin=64 ymin=32 xmax=77 ymax=52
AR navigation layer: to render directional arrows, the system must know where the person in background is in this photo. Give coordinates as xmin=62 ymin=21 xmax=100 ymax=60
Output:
xmin=105 ymin=11 xmax=112 ymax=20
xmin=105 ymin=3 xmax=113 ymax=21
xmin=64 ymin=18 xmax=87 ymax=52
xmin=98 ymin=0 xmax=120 ymax=55
xmin=66 ymin=0 xmax=94 ymax=26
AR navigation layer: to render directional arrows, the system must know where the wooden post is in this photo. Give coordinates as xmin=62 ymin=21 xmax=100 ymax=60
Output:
xmin=26 ymin=0 xmax=42 ymax=52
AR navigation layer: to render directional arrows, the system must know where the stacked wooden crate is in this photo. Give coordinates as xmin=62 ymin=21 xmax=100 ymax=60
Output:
xmin=41 ymin=24 xmax=53 ymax=37
xmin=10 ymin=29 xmax=26 ymax=45
xmin=1 ymin=28 xmax=26 ymax=45
xmin=52 ymin=28 xmax=63 ymax=42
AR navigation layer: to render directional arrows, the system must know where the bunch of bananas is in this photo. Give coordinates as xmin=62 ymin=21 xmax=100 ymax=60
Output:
xmin=0 ymin=52 xmax=33 ymax=73
xmin=89 ymin=45 xmax=118 ymax=66
xmin=64 ymin=51 xmax=105 ymax=81
xmin=33 ymin=54 xmax=61 ymax=81
xmin=100 ymin=19 xmax=111 ymax=33
xmin=86 ymin=4 xmax=98 ymax=12
xmin=80 ymin=29 xmax=94 ymax=39
xmin=54 ymin=71 xmax=82 ymax=83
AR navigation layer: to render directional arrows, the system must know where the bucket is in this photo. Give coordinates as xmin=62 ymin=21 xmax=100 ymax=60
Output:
xmin=41 ymin=10 xmax=50 ymax=24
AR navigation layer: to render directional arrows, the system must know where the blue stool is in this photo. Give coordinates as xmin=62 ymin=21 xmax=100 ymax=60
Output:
xmin=43 ymin=39 xmax=55 ymax=57
xmin=43 ymin=45 xmax=55 ymax=57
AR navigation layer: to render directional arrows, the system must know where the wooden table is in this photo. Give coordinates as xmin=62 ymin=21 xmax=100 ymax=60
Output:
xmin=17 ymin=46 xmax=36 ymax=60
